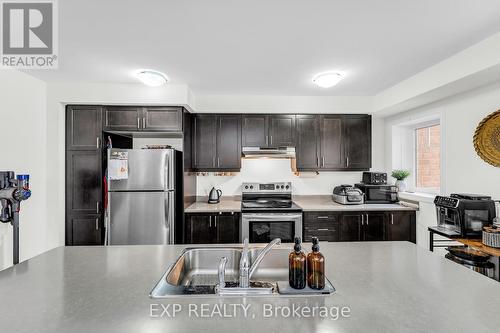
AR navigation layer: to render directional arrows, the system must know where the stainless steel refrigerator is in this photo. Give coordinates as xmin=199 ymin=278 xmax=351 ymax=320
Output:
xmin=107 ymin=148 xmax=182 ymax=245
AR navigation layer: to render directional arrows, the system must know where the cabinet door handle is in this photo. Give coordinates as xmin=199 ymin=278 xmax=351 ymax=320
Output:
xmin=96 ymin=201 xmax=100 ymax=214
xmin=143 ymin=117 xmax=146 ymax=129
xmin=317 ymin=216 xmax=330 ymax=219
xmin=209 ymin=216 xmax=212 ymax=227
xmin=95 ymin=218 xmax=99 ymax=230
xmin=316 ymin=157 xmax=320 ymax=167
xmin=265 ymin=135 xmax=268 ymax=146
xmin=137 ymin=117 xmax=140 ymax=129
xmin=270 ymin=136 xmax=273 ymax=145
xmin=366 ymin=214 xmax=369 ymax=225
xmin=391 ymin=213 xmax=394 ymax=225
xmin=96 ymin=137 xmax=100 ymax=149
xmin=215 ymin=216 xmax=217 ymax=228
xmin=361 ymin=214 xmax=364 ymax=226
xmin=217 ymin=157 xmax=220 ymax=167
xmin=346 ymin=156 xmax=349 ymax=167
xmin=322 ymin=157 xmax=325 ymax=167
xmin=317 ymin=228 xmax=329 ymax=231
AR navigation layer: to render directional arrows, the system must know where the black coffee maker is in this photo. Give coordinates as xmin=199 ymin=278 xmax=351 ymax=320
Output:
xmin=434 ymin=193 xmax=496 ymax=238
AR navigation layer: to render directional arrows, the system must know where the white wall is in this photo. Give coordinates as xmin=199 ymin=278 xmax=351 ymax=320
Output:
xmin=197 ymin=159 xmax=366 ymax=196
xmin=0 ymin=70 xmax=47 ymax=270
xmin=195 ymin=94 xmax=373 ymax=114
xmin=384 ymin=81 xmax=500 ymax=248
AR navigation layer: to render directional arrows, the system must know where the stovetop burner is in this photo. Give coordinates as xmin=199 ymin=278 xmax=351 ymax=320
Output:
xmin=241 ymin=182 xmax=302 ymax=213
xmin=242 ymin=200 xmax=293 ymax=209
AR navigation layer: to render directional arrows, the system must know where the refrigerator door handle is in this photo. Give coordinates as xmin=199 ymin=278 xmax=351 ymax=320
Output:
xmin=164 ymin=151 xmax=174 ymax=190
xmin=165 ymin=192 xmax=170 ymax=242
xmin=168 ymin=191 xmax=175 ymax=244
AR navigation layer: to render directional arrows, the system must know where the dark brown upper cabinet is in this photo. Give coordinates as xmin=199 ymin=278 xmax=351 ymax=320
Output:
xmin=296 ymin=115 xmax=321 ymax=169
xmin=104 ymin=106 xmax=183 ymax=132
xmin=216 ymin=115 xmax=242 ymax=169
xmin=143 ymin=107 xmax=183 ymax=131
xmin=320 ymin=115 xmax=344 ymax=169
xmin=193 ymin=114 xmax=217 ymax=169
xmin=344 ymin=115 xmax=371 ymax=170
xmin=103 ymin=106 xmax=142 ymax=131
xmin=295 ymin=114 xmax=371 ymax=171
xmin=193 ymin=114 xmax=241 ymax=171
xmin=269 ymin=114 xmax=296 ymax=146
xmin=242 ymin=115 xmax=269 ymax=147
xmin=242 ymin=114 xmax=296 ymax=147
xmin=66 ymin=105 xmax=103 ymax=151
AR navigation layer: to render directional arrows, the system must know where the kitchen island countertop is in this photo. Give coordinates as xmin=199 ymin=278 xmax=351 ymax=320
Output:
xmin=0 ymin=242 xmax=499 ymax=333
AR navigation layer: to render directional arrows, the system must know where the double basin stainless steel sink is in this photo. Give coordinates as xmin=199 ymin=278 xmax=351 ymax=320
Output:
xmin=150 ymin=246 xmax=290 ymax=298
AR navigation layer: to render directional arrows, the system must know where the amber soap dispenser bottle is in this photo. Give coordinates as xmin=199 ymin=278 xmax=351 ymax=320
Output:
xmin=307 ymin=237 xmax=325 ymax=290
xmin=289 ymin=237 xmax=306 ymax=289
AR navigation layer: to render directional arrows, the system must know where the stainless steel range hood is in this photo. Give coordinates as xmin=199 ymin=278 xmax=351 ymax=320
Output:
xmin=242 ymin=147 xmax=296 ymax=159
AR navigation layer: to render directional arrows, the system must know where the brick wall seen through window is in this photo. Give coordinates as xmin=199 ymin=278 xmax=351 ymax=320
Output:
xmin=415 ymin=124 xmax=440 ymax=189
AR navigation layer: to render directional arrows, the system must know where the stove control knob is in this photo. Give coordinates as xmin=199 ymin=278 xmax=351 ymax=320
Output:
xmin=250 ymin=185 xmax=254 ymax=189
xmin=245 ymin=185 xmax=249 ymax=189
xmin=285 ymin=185 xmax=289 ymax=189
xmin=281 ymin=185 xmax=284 ymax=189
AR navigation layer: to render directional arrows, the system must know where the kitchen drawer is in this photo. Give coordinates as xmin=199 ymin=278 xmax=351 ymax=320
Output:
xmin=304 ymin=211 xmax=339 ymax=223
xmin=304 ymin=224 xmax=339 ymax=242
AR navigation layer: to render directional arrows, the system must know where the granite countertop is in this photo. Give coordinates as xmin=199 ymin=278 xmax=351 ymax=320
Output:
xmin=185 ymin=197 xmax=241 ymax=213
xmin=0 ymin=242 xmax=499 ymax=333
xmin=293 ymin=195 xmax=418 ymax=211
xmin=185 ymin=195 xmax=416 ymax=213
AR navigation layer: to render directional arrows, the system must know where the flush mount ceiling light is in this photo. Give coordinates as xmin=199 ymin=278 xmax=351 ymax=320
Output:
xmin=134 ymin=69 xmax=169 ymax=87
xmin=312 ymin=71 xmax=344 ymax=88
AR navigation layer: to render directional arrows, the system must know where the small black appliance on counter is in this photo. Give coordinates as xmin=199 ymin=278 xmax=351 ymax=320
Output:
xmin=332 ymin=185 xmax=364 ymax=205
xmin=434 ymin=194 xmax=496 ymax=238
xmin=354 ymin=183 xmax=398 ymax=204
xmin=362 ymin=172 xmax=387 ymax=185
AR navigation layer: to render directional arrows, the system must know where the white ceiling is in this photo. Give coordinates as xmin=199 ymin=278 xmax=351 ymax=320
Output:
xmin=27 ymin=0 xmax=500 ymax=96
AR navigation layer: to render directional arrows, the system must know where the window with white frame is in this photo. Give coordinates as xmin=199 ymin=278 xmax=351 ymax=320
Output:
xmin=391 ymin=114 xmax=442 ymax=194
xmin=414 ymin=124 xmax=440 ymax=192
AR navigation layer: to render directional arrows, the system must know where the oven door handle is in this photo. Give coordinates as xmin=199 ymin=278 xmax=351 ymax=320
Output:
xmin=242 ymin=214 xmax=303 ymax=220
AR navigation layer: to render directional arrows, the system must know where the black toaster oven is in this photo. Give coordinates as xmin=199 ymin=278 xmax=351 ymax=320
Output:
xmin=354 ymin=183 xmax=398 ymax=204
xmin=362 ymin=172 xmax=387 ymax=185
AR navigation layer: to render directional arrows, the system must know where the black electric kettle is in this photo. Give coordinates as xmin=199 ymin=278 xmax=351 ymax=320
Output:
xmin=208 ymin=187 xmax=222 ymax=204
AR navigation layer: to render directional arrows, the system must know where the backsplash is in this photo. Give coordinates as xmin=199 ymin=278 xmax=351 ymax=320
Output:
xmin=196 ymin=159 xmax=368 ymax=196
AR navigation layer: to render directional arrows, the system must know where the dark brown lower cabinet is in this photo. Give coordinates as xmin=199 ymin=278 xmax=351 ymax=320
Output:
xmin=304 ymin=210 xmax=416 ymax=243
xmin=339 ymin=213 xmax=363 ymax=241
xmin=303 ymin=212 xmax=340 ymax=242
xmin=386 ymin=211 xmax=416 ymax=243
xmin=185 ymin=212 xmax=240 ymax=244
xmin=362 ymin=212 xmax=385 ymax=241
xmin=67 ymin=215 xmax=102 ymax=245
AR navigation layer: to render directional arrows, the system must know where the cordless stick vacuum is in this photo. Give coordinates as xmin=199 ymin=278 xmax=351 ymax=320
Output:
xmin=0 ymin=172 xmax=31 ymax=265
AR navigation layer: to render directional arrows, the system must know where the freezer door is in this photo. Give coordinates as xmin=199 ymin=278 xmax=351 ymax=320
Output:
xmin=108 ymin=149 xmax=175 ymax=191
xmin=108 ymin=191 xmax=175 ymax=245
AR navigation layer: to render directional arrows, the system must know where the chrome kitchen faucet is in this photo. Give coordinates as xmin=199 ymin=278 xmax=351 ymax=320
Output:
xmin=216 ymin=238 xmax=281 ymax=295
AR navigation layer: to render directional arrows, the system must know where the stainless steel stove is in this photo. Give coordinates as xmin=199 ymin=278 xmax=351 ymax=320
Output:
xmin=241 ymin=182 xmax=302 ymax=243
